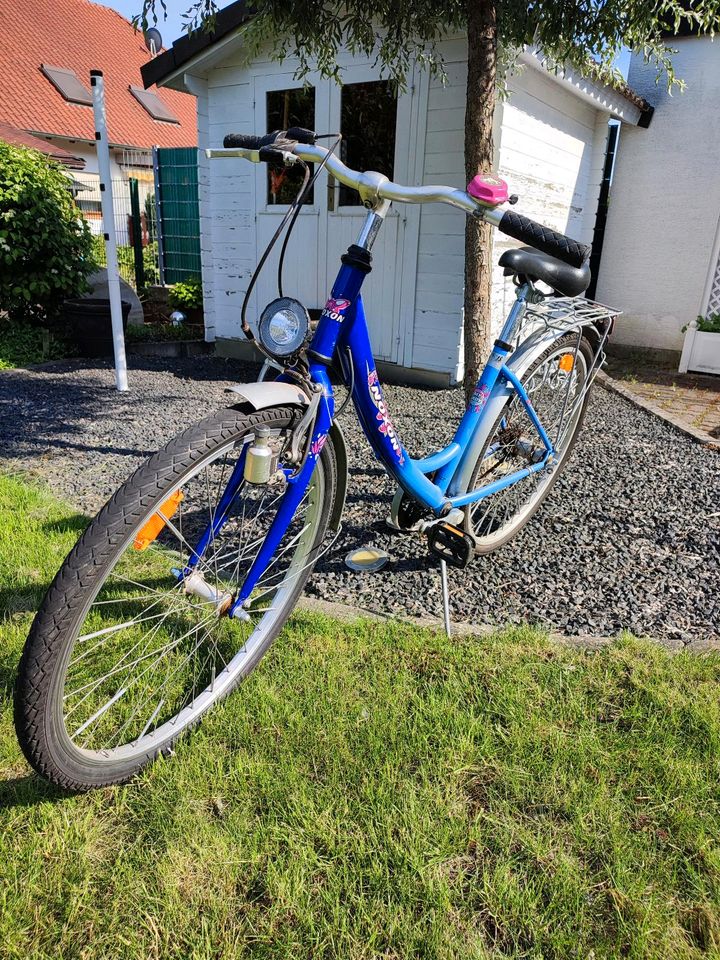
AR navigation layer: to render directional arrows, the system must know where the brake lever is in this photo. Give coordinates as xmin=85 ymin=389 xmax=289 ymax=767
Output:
xmin=259 ymin=146 xmax=301 ymax=165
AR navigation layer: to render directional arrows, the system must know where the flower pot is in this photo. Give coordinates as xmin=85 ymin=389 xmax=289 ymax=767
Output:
xmin=679 ymin=326 xmax=720 ymax=375
xmin=64 ymin=299 xmax=131 ymax=358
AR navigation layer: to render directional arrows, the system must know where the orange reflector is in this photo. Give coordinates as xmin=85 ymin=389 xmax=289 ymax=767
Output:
xmin=133 ymin=490 xmax=184 ymax=551
xmin=558 ymin=353 xmax=575 ymax=372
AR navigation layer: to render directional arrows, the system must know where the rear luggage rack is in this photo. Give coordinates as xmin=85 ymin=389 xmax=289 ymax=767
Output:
xmin=522 ymin=295 xmax=620 ymax=334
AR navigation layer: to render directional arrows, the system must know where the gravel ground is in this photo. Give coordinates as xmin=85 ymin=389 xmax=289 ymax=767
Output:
xmin=1 ymin=355 xmax=718 ymax=648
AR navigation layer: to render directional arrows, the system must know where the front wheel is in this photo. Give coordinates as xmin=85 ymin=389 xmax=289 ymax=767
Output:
xmin=15 ymin=405 xmax=336 ymax=791
xmin=464 ymin=333 xmax=595 ymax=554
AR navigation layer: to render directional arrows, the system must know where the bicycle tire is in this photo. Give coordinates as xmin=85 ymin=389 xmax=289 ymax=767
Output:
xmin=464 ymin=333 xmax=594 ymax=554
xmin=14 ymin=405 xmax=337 ymax=791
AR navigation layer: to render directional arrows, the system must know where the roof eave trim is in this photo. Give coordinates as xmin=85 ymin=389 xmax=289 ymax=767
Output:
xmin=518 ymin=49 xmax=653 ymax=126
xmin=141 ymin=0 xmax=250 ymax=89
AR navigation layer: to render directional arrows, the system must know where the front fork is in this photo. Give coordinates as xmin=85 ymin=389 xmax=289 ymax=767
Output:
xmin=228 ymin=375 xmax=333 ymax=615
xmin=171 ymin=370 xmax=334 ymax=619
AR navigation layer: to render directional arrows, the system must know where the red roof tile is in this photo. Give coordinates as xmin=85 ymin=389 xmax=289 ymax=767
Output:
xmin=0 ymin=122 xmax=86 ymax=168
xmin=0 ymin=0 xmax=196 ymax=149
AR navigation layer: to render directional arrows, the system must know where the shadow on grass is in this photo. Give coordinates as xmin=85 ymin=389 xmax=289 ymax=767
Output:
xmin=0 ymin=771 xmax=68 ymax=808
xmin=42 ymin=514 xmax=90 ymax=536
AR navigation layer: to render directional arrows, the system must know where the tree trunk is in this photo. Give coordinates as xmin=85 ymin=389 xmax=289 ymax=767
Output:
xmin=463 ymin=0 xmax=497 ymax=402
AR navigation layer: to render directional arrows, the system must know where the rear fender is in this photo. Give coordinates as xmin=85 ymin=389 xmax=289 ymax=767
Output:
xmin=226 ymin=381 xmax=348 ymax=533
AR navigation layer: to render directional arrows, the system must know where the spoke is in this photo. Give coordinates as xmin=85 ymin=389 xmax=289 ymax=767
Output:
xmin=65 ymin=607 xmax=216 ymax=705
xmin=72 ymin=609 xmax=219 ymax=743
xmin=76 ymin=610 xmax=171 ymax=646
xmin=61 ymin=436 xmax=325 ymax=754
xmin=72 ymin=687 xmax=128 ymax=740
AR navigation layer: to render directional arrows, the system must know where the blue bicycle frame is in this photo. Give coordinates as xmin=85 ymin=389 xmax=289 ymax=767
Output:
xmin=184 ymin=208 xmax=556 ymax=616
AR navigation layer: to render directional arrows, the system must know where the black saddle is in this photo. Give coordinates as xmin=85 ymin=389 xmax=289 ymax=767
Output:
xmin=499 ymin=246 xmax=590 ymax=298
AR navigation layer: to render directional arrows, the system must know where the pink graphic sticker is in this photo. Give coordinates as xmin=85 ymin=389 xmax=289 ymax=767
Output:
xmin=367 ymin=368 xmax=404 ymax=464
xmin=310 ymin=435 xmax=327 ymax=459
xmin=321 ymin=297 xmax=352 ymax=322
xmin=470 ymin=383 xmax=491 ymax=412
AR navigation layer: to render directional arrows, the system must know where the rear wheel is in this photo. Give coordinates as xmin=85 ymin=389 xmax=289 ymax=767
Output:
xmin=464 ymin=334 xmax=594 ymax=554
xmin=15 ymin=405 xmax=336 ymax=790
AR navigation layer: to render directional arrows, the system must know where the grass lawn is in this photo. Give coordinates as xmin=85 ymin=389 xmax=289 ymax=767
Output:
xmin=0 ymin=472 xmax=719 ymax=959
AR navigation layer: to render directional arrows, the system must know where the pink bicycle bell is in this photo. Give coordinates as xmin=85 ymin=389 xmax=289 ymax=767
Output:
xmin=467 ymin=174 xmax=509 ymax=207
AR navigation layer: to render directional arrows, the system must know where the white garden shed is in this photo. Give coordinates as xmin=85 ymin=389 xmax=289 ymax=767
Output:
xmin=143 ymin=5 xmax=652 ymax=385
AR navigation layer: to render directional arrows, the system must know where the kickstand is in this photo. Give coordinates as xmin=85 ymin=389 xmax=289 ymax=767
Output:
xmin=440 ymin=559 xmax=452 ymax=638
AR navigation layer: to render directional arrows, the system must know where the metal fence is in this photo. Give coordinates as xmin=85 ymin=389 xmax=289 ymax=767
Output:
xmin=154 ymin=147 xmax=202 ymax=285
xmin=75 ymin=146 xmax=201 ymax=291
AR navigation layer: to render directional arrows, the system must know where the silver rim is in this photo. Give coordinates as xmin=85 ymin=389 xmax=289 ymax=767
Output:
xmin=468 ymin=342 xmax=588 ymax=549
xmin=56 ymin=430 xmax=325 ymax=762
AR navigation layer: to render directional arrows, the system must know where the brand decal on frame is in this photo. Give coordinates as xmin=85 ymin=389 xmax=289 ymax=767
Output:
xmin=310 ymin=435 xmax=327 ymax=459
xmin=470 ymin=383 xmax=492 ymax=412
xmin=367 ymin=367 xmax=404 ymax=464
xmin=321 ymin=297 xmax=351 ymax=322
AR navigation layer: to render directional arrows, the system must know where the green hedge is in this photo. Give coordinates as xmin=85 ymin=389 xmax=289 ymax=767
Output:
xmin=0 ymin=144 xmax=95 ymax=327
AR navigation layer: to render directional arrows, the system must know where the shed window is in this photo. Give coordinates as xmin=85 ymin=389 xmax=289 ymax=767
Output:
xmin=266 ymin=87 xmax=315 ymax=205
xmin=40 ymin=65 xmax=93 ymax=106
xmin=339 ymin=81 xmax=396 ymax=207
xmin=129 ymin=86 xmax=180 ymax=124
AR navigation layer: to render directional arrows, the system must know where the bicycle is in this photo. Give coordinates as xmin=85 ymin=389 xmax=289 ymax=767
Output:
xmin=15 ymin=126 xmax=617 ymax=790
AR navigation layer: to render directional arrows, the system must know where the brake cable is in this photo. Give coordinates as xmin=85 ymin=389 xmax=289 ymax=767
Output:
xmin=277 ymin=134 xmax=342 ymax=298
xmin=240 ymin=133 xmax=342 ymax=339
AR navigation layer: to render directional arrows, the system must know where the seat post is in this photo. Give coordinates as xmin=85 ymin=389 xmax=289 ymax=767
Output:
xmin=497 ymin=283 xmax=530 ymax=344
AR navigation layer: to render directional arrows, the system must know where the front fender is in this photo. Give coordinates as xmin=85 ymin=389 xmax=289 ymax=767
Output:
xmin=226 ymin=381 xmax=348 ymax=534
xmin=225 ymin=381 xmax=310 ymax=409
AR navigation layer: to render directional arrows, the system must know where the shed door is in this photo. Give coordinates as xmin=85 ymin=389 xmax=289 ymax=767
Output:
xmin=253 ymin=69 xmax=419 ymax=365
xmin=252 ymin=74 xmax=329 ymax=319
xmin=325 ymin=67 xmax=409 ymax=363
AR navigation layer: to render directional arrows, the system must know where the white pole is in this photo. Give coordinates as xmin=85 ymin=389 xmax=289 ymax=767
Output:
xmin=90 ymin=69 xmax=129 ymax=392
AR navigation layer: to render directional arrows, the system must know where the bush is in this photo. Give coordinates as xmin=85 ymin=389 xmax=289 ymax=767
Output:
xmin=125 ymin=320 xmax=203 ymax=343
xmin=168 ymin=277 xmax=203 ymax=312
xmin=90 ymin=237 xmax=160 ymax=289
xmin=697 ymin=312 xmax=720 ymax=334
xmin=0 ymin=316 xmax=75 ymax=368
xmin=0 ymin=143 xmax=96 ymax=326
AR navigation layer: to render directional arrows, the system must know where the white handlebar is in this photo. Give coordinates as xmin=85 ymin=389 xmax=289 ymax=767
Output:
xmin=205 ymin=142 xmax=503 ymax=223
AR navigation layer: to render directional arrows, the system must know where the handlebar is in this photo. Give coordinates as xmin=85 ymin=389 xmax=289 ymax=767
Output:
xmin=207 ymin=131 xmax=591 ymax=269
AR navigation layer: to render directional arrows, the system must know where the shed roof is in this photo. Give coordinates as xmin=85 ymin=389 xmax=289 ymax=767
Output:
xmin=0 ymin=0 xmax=197 ymax=149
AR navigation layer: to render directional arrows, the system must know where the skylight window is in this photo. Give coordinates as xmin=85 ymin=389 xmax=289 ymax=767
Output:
xmin=40 ymin=65 xmax=93 ymax=106
xmin=129 ymin=86 xmax=180 ymax=124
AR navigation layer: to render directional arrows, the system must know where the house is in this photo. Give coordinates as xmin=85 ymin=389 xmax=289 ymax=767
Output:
xmin=0 ymin=0 xmax=197 ymax=238
xmin=595 ymin=28 xmax=720 ymax=366
xmin=0 ymin=122 xmax=85 ymax=170
xmin=142 ymin=3 xmax=653 ymax=385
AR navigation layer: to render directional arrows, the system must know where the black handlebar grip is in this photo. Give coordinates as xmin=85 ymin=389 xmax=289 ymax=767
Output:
xmin=285 ymin=126 xmax=317 ymax=144
xmin=223 ymin=131 xmax=281 ymax=149
xmin=497 ymin=210 xmax=591 ymax=268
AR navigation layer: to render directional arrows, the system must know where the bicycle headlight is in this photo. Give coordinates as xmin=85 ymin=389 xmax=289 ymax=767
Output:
xmin=257 ymin=297 xmax=311 ymax=359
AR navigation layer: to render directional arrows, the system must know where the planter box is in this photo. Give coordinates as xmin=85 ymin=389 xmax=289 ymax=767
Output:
xmin=679 ymin=327 xmax=720 ymax=375
xmin=64 ymin=298 xmax=131 ymax=358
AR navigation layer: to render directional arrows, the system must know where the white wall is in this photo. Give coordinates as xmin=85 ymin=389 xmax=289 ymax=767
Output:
xmin=414 ymin=45 xmax=609 ymax=380
xmin=596 ymin=37 xmax=720 ymax=352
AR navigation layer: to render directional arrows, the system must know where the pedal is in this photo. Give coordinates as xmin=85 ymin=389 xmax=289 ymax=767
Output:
xmin=427 ymin=522 xmax=475 ymax=569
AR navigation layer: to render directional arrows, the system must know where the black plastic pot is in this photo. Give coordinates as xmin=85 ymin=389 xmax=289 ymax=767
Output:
xmin=64 ymin=298 xmax=131 ymax=358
